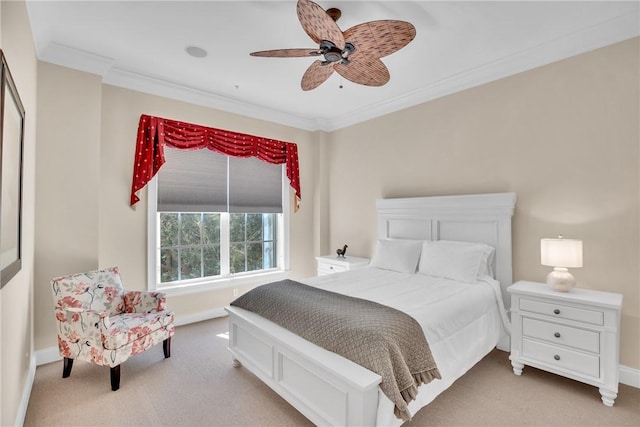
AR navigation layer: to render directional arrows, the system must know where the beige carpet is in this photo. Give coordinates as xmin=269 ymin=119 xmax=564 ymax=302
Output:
xmin=25 ymin=317 xmax=639 ymax=427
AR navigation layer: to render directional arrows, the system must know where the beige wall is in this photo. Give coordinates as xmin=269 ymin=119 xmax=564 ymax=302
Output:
xmin=33 ymin=62 xmax=103 ymax=350
xmin=326 ymin=38 xmax=639 ymax=368
xmin=34 ymin=73 xmax=321 ymax=352
xmin=0 ymin=0 xmax=37 ymax=425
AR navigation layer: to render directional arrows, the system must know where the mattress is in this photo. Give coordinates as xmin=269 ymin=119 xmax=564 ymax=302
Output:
xmin=302 ymin=266 xmax=510 ymax=426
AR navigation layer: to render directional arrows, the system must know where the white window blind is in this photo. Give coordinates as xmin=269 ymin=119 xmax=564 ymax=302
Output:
xmin=228 ymin=156 xmax=282 ymax=213
xmin=157 ymin=148 xmax=283 ymax=213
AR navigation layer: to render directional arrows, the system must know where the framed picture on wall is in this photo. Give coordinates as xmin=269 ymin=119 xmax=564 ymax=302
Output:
xmin=0 ymin=50 xmax=25 ymax=289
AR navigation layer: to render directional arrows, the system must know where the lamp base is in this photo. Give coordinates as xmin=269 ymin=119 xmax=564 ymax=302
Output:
xmin=547 ymin=267 xmax=576 ymax=292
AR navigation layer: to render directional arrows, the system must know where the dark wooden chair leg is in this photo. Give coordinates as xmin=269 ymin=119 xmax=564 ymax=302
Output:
xmin=110 ymin=365 xmax=121 ymax=391
xmin=163 ymin=337 xmax=171 ymax=358
xmin=62 ymin=357 xmax=73 ymax=378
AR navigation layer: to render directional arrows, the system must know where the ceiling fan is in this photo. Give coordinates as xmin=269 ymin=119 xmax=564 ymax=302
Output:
xmin=250 ymin=0 xmax=416 ymax=91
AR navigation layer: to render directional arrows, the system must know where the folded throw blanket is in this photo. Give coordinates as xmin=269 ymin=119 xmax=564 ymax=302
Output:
xmin=230 ymin=279 xmax=441 ymax=421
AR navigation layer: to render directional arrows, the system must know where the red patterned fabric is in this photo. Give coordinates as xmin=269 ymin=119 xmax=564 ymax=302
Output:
xmin=130 ymin=114 xmax=301 ymax=210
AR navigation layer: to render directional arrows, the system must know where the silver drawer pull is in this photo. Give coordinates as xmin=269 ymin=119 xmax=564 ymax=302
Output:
xmin=554 ymin=355 xmax=561 ymax=361
xmin=329 ymin=266 xmax=334 ymax=269
xmin=554 ymin=332 xmax=561 ymax=338
xmin=553 ymin=309 xmax=560 ymax=315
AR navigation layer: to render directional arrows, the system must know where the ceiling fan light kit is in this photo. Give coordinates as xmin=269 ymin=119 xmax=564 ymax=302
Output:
xmin=250 ymin=0 xmax=416 ymax=91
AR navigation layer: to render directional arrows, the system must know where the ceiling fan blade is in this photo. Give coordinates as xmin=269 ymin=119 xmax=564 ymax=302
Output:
xmin=250 ymin=48 xmax=319 ymax=58
xmin=343 ymin=20 xmax=416 ymax=60
xmin=297 ymin=0 xmax=345 ymax=49
xmin=334 ymin=58 xmax=390 ymax=87
xmin=301 ymin=60 xmax=335 ymax=91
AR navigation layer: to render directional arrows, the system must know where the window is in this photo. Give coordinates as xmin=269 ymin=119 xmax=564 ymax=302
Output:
xmin=229 ymin=213 xmax=278 ymax=273
xmin=159 ymin=212 xmax=221 ymax=282
xmin=148 ymin=148 xmax=289 ymax=292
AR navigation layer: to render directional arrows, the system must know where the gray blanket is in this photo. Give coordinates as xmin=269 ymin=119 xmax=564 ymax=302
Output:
xmin=230 ymin=279 xmax=441 ymax=421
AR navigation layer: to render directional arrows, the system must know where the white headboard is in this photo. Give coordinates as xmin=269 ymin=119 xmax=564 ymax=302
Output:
xmin=376 ymin=192 xmax=516 ymax=303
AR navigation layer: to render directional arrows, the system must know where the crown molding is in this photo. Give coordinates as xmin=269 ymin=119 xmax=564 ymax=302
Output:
xmin=102 ymin=67 xmax=320 ymax=130
xmin=37 ymin=11 xmax=638 ymax=132
xmin=39 ymin=42 xmax=115 ymax=76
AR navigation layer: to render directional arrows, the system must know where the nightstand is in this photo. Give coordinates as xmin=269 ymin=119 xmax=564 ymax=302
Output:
xmin=508 ymin=280 xmax=623 ymax=406
xmin=315 ymin=255 xmax=369 ymax=276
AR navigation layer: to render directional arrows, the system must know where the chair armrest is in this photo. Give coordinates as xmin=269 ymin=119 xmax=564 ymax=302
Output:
xmin=123 ymin=290 xmax=167 ymax=313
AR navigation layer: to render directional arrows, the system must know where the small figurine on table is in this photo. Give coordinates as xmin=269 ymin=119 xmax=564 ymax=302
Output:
xmin=336 ymin=244 xmax=348 ymax=258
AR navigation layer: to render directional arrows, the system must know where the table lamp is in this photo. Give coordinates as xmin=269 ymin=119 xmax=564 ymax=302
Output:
xmin=540 ymin=236 xmax=583 ymax=292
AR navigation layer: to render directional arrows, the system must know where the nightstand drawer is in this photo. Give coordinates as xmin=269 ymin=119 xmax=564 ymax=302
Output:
xmin=520 ymin=298 xmax=604 ymax=325
xmin=318 ymin=264 xmax=348 ymax=275
xmin=522 ymin=318 xmax=600 ymax=353
xmin=522 ymin=338 xmax=600 ymax=378
xmin=316 ymin=255 xmax=369 ymax=276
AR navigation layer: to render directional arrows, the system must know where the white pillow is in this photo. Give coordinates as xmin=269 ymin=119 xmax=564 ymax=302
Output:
xmin=418 ymin=240 xmax=495 ymax=283
xmin=370 ymin=239 xmax=423 ymax=274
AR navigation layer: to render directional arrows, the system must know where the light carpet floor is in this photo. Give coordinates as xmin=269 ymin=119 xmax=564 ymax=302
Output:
xmin=25 ymin=317 xmax=640 ymax=426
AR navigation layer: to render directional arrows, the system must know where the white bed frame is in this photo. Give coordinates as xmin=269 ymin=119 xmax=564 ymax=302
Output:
xmin=225 ymin=192 xmax=516 ymax=426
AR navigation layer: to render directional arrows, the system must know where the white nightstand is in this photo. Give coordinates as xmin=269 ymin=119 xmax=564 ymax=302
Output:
xmin=316 ymin=255 xmax=369 ymax=276
xmin=508 ymin=280 xmax=623 ymax=406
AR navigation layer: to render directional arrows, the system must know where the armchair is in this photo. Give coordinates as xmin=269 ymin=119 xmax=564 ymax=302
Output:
xmin=51 ymin=266 xmax=175 ymax=390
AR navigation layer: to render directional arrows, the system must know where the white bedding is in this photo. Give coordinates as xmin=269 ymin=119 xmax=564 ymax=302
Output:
xmin=302 ymin=266 xmax=510 ymax=426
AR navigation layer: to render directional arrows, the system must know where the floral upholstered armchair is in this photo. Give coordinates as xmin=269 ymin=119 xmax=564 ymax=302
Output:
xmin=51 ymin=266 xmax=175 ymax=390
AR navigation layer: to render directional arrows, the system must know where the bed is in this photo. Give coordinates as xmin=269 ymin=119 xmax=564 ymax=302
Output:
xmin=225 ymin=192 xmax=516 ymax=426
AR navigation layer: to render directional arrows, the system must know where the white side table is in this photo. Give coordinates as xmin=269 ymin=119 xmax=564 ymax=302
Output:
xmin=508 ymin=280 xmax=623 ymax=406
xmin=315 ymin=255 xmax=369 ymax=276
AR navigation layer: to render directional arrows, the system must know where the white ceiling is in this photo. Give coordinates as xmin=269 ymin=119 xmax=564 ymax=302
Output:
xmin=25 ymin=1 xmax=639 ymax=131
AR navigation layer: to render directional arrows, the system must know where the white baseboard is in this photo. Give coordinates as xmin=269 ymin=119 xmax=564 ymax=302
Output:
xmin=174 ymin=307 xmax=228 ymax=327
xmin=619 ymin=364 xmax=640 ymax=388
xmin=36 ymin=345 xmax=63 ymax=366
xmin=15 ymin=354 xmax=36 ymax=427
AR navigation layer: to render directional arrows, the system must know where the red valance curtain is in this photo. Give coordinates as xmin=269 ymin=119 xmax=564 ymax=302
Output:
xmin=130 ymin=114 xmax=301 ymax=210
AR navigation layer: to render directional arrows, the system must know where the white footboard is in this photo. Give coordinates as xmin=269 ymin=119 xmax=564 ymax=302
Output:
xmin=225 ymin=306 xmax=382 ymax=426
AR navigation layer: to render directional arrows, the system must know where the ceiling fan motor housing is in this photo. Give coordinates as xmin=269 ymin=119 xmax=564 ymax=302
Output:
xmin=319 ymin=40 xmax=355 ymax=65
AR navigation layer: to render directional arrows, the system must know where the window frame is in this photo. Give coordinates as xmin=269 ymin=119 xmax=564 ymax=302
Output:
xmin=147 ymin=167 xmax=290 ymax=296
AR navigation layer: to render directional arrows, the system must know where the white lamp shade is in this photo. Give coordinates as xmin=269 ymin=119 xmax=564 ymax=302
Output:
xmin=541 ymin=238 xmax=583 ymax=268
